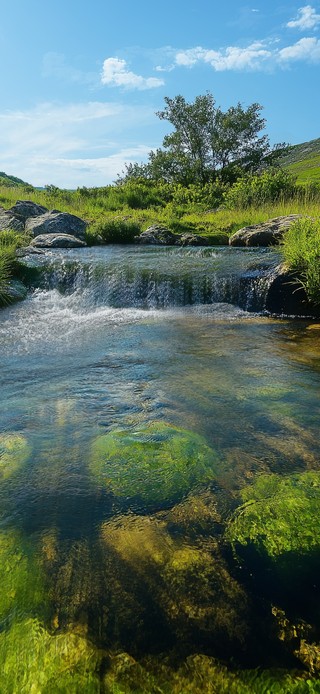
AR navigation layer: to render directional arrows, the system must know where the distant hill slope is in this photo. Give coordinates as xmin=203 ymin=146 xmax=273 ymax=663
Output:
xmin=0 ymin=171 xmax=31 ymax=187
xmin=280 ymin=138 xmax=320 ymax=184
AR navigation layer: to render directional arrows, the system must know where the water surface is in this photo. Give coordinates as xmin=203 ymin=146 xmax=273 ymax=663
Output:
xmin=1 ymin=246 xmax=320 ymax=690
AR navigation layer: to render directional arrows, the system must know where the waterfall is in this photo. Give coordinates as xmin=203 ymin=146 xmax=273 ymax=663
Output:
xmin=19 ymin=245 xmax=281 ymax=314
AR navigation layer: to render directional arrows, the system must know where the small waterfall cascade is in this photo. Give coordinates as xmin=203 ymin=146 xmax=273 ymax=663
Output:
xmin=20 ymin=245 xmax=282 ymax=313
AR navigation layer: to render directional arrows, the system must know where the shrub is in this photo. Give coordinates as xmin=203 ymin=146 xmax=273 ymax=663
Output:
xmin=281 ymin=217 xmax=320 ymax=304
xmin=0 ymin=230 xmax=29 ymax=305
xmin=225 ymin=170 xmax=297 ymax=209
xmin=87 ymin=219 xmax=141 ymax=244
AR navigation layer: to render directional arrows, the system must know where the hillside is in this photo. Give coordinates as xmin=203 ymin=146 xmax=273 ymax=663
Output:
xmin=280 ymin=137 xmax=320 ymax=185
xmin=0 ymin=171 xmax=31 ymax=187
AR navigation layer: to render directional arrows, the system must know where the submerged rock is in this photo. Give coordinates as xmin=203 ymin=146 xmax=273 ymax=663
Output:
xmin=30 ymin=233 xmax=87 ymax=248
xmin=0 ymin=529 xmax=47 ymax=622
xmin=226 ymin=471 xmax=320 ymax=563
xmin=26 ymin=211 xmax=87 ymax=240
xmin=90 ymin=421 xmax=219 ymax=511
xmin=0 ymin=433 xmax=30 ymax=480
xmin=100 ymin=511 xmax=248 ymax=651
xmin=0 ymin=618 xmax=101 ymax=692
xmin=229 ymin=215 xmax=302 ymax=247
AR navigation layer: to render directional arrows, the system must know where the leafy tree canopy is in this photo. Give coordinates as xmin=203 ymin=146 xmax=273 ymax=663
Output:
xmin=118 ymin=92 xmax=288 ymax=186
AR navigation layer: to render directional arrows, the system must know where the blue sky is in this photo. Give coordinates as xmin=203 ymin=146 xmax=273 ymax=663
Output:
xmin=0 ymin=1 xmax=319 ymax=187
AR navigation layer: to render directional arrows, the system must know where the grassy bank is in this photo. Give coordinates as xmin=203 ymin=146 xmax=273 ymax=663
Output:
xmin=0 ymin=231 xmax=30 ymax=306
xmin=1 ymin=176 xmax=320 ymax=305
xmin=1 ymin=181 xmax=320 ymax=244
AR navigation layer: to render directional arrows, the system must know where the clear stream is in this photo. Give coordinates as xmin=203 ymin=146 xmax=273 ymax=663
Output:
xmin=1 ymin=245 xmax=320 ymax=690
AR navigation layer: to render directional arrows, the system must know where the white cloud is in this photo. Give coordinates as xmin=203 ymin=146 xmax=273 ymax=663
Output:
xmin=287 ymin=5 xmax=320 ymax=30
xmin=278 ymin=36 xmax=320 ymax=60
xmin=175 ymin=42 xmax=272 ymax=71
xmin=101 ymin=57 xmax=164 ymax=90
xmin=0 ymin=102 xmax=157 ymax=187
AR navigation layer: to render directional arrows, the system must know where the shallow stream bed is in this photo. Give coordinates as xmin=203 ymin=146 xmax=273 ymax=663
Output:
xmin=1 ymin=246 xmax=320 ymax=691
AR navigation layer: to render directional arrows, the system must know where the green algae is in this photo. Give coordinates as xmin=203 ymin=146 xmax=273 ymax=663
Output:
xmin=225 ymin=471 xmax=320 ymax=559
xmin=0 ymin=529 xmax=47 ymax=623
xmin=0 ymin=618 xmax=101 ymax=693
xmin=99 ymin=511 xmax=248 ymax=650
xmin=0 ymin=433 xmax=30 ymax=480
xmin=90 ymin=421 xmax=219 ymax=510
xmin=103 ymin=651 xmax=320 ymax=693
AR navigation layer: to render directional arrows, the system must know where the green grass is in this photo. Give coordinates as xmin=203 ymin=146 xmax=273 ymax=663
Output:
xmin=281 ymin=138 xmax=320 ymax=185
xmin=281 ymin=216 xmax=320 ymax=304
xmin=0 ymin=230 xmax=30 ymax=306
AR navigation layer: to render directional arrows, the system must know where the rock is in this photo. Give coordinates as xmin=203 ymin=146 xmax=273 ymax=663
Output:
xmin=4 ymin=280 xmax=28 ymax=304
xmin=178 ymin=233 xmax=208 ymax=246
xmin=100 ymin=512 xmax=248 ymax=650
xmin=225 ymin=470 xmax=320 ymax=580
xmin=134 ymin=225 xmax=179 ymax=245
xmin=30 ymin=234 xmax=87 ymax=248
xmin=9 ymin=200 xmax=48 ymax=220
xmin=0 ymin=433 xmax=30 ymax=480
xmin=0 ymin=618 xmax=101 ymax=692
xmin=26 ymin=211 xmax=87 ymax=240
xmin=229 ymin=215 xmax=302 ymax=247
xmin=16 ymin=246 xmax=45 ymax=257
xmin=265 ymin=263 xmax=320 ymax=317
xmin=0 ymin=208 xmax=24 ymax=232
xmin=90 ymin=421 xmax=219 ymax=512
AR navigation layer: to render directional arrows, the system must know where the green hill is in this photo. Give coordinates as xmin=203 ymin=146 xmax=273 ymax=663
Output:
xmin=280 ymin=138 xmax=320 ymax=185
xmin=0 ymin=172 xmax=31 ymax=187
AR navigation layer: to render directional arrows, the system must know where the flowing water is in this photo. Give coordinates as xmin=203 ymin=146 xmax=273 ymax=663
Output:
xmin=1 ymin=245 xmax=320 ymax=691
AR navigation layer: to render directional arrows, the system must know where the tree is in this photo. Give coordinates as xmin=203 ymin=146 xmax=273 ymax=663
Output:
xmin=118 ymin=92 xmax=287 ymax=186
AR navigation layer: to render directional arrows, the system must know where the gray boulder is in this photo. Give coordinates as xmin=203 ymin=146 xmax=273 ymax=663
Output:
xmin=9 ymin=200 xmax=48 ymax=220
xmin=3 ymin=280 xmax=28 ymax=304
xmin=16 ymin=246 xmax=45 ymax=257
xmin=0 ymin=208 xmax=24 ymax=232
xmin=178 ymin=233 xmax=208 ymax=246
xmin=135 ymin=225 xmax=179 ymax=245
xmin=229 ymin=215 xmax=302 ymax=247
xmin=30 ymin=234 xmax=87 ymax=248
xmin=265 ymin=263 xmax=320 ymax=317
xmin=26 ymin=211 xmax=87 ymax=240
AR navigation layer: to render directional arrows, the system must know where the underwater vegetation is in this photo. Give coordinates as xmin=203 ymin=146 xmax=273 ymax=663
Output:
xmin=226 ymin=471 xmax=320 ymax=560
xmin=90 ymin=421 xmax=219 ymax=512
xmin=0 ymin=433 xmax=30 ymax=481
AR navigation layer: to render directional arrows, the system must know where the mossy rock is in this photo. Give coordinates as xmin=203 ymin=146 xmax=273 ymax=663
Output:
xmin=90 ymin=421 xmax=219 ymax=511
xmin=0 ymin=618 xmax=101 ymax=693
xmin=100 ymin=513 xmax=248 ymax=651
xmin=226 ymin=471 xmax=320 ymax=562
xmin=104 ymin=651 xmax=320 ymax=694
xmin=0 ymin=433 xmax=30 ymax=480
xmin=0 ymin=529 xmax=47 ymax=622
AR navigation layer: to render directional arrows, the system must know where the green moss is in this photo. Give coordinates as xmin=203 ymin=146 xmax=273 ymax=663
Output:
xmin=0 ymin=618 xmax=101 ymax=693
xmin=104 ymin=651 xmax=320 ymax=693
xmin=225 ymin=471 xmax=320 ymax=559
xmin=0 ymin=529 xmax=47 ymax=622
xmin=100 ymin=512 xmax=248 ymax=649
xmin=0 ymin=433 xmax=30 ymax=480
xmin=90 ymin=421 xmax=218 ymax=511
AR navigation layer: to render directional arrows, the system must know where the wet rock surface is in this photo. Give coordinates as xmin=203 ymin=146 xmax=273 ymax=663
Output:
xmin=229 ymin=215 xmax=302 ymax=247
xmin=30 ymin=233 xmax=87 ymax=248
xmin=265 ymin=263 xmax=320 ymax=317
